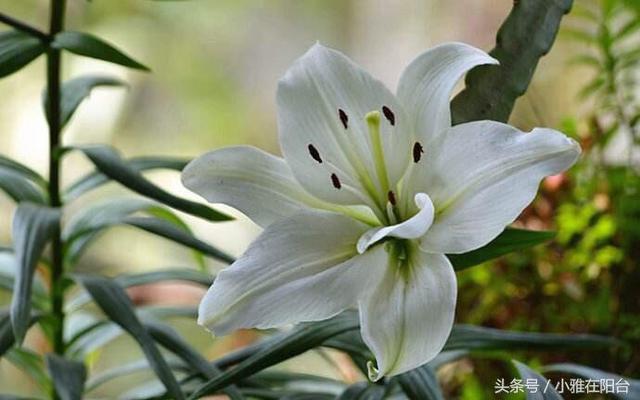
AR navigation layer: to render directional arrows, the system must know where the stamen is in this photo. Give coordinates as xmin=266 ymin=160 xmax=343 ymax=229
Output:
xmin=338 ymin=108 xmax=349 ymax=129
xmin=382 ymin=105 xmax=395 ymax=126
xmin=307 ymin=144 xmax=322 ymax=163
xmin=387 ymin=190 xmax=396 ymax=206
xmin=331 ymin=173 xmax=342 ymax=189
xmin=413 ymin=142 xmax=424 ymax=163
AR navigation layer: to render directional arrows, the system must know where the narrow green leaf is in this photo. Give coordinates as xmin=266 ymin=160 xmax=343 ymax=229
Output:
xmin=0 ymin=252 xmax=48 ymax=307
xmin=73 ymin=146 xmax=232 ymax=222
xmin=395 ymin=365 xmax=444 ymax=400
xmin=145 ymin=322 xmax=244 ymax=400
xmin=43 ymin=74 xmax=126 ymax=129
xmin=542 ymin=363 xmax=640 ymax=400
xmin=0 ymin=170 xmax=48 ymax=204
xmin=0 ymin=154 xmax=47 ymax=189
xmin=74 ymin=274 xmax=185 ymax=400
xmin=125 ymin=216 xmax=234 ymax=263
xmin=0 ymin=30 xmax=45 ymax=79
xmin=187 ymin=312 xmax=360 ymax=399
xmin=0 ymin=310 xmax=39 ymax=357
xmin=448 ymin=228 xmax=555 ymax=271
xmin=451 ymin=0 xmax=574 ymax=123
xmin=5 ymin=347 xmax=52 ymax=392
xmin=45 ymin=354 xmax=87 ymax=400
xmin=513 ymin=360 xmax=562 ymax=400
xmin=64 ymin=156 xmax=189 ymax=201
xmin=52 ymin=31 xmax=149 ymax=71
xmin=615 ymin=17 xmax=640 ymax=41
xmin=336 ymin=382 xmax=384 ymax=400
xmin=10 ymin=203 xmax=60 ymax=344
xmin=85 ymin=357 xmax=187 ymax=393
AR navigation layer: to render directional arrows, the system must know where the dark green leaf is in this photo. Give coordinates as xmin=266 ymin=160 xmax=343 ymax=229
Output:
xmin=395 ymin=365 xmax=444 ymax=400
xmin=0 ymin=252 xmax=48 ymax=307
xmin=5 ymin=347 xmax=51 ymax=392
xmin=85 ymin=358 xmax=187 ymax=393
xmin=513 ymin=360 xmax=562 ymax=400
xmin=336 ymin=382 xmax=385 ymax=400
xmin=0 ymin=170 xmax=47 ymax=204
xmin=10 ymin=203 xmax=60 ymax=344
xmin=43 ymin=74 xmax=126 ymax=129
xmin=0 ymin=154 xmax=47 ymax=189
xmin=451 ymin=0 xmax=574 ymax=124
xmin=73 ymin=146 xmax=232 ymax=222
xmin=74 ymin=274 xmax=185 ymax=400
xmin=125 ymin=216 xmax=234 ymax=263
xmin=145 ymin=322 xmax=244 ymax=400
xmin=0 ymin=310 xmax=39 ymax=357
xmin=52 ymin=31 xmax=149 ymax=71
xmin=64 ymin=156 xmax=189 ymax=201
xmin=45 ymin=354 xmax=86 ymax=400
xmin=444 ymin=324 xmax=617 ymax=351
xmin=448 ymin=228 xmax=555 ymax=271
xmin=187 ymin=312 xmax=360 ymax=399
xmin=0 ymin=30 xmax=45 ymax=79
xmin=542 ymin=363 xmax=640 ymax=400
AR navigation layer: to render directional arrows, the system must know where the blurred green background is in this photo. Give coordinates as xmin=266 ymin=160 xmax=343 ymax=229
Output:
xmin=0 ymin=0 xmax=638 ymax=398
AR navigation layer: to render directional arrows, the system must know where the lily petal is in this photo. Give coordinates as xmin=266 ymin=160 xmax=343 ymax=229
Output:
xmin=277 ymin=43 xmax=412 ymax=207
xmin=198 ymin=210 xmax=384 ymax=335
xmin=359 ymin=250 xmax=457 ymax=380
xmin=416 ymin=121 xmax=581 ymax=254
xmin=182 ymin=145 xmax=326 ymax=227
xmin=397 ymin=42 xmax=497 ymax=145
xmin=357 ymin=193 xmax=434 ymax=254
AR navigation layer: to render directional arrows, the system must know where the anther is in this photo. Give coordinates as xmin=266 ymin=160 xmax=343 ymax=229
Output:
xmin=413 ymin=142 xmax=424 ymax=163
xmin=338 ymin=108 xmax=349 ymax=129
xmin=387 ymin=190 xmax=396 ymax=206
xmin=331 ymin=173 xmax=342 ymax=189
xmin=382 ymin=106 xmax=395 ymax=126
xmin=307 ymin=144 xmax=322 ymax=163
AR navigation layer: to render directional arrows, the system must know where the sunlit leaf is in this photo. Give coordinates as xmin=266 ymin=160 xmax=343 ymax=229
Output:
xmin=72 ymin=145 xmax=232 ymax=222
xmin=10 ymin=203 xmax=60 ymax=344
xmin=43 ymin=74 xmax=126 ymax=129
xmin=447 ymin=228 xmax=555 ymax=271
xmin=45 ymin=353 xmax=87 ymax=400
xmin=74 ymin=274 xmax=185 ymax=400
xmin=52 ymin=31 xmax=150 ymax=71
xmin=0 ymin=30 xmax=45 ymax=79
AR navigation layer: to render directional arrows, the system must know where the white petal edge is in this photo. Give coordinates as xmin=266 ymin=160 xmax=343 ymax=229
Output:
xmin=396 ymin=42 xmax=498 ymax=145
xmin=356 ymin=193 xmax=434 ymax=254
xmin=182 ymin=145 xmax=328 ymax=228
xmin=359 ymin=250 xmax=457 ymax=380
xmin=277 ymin=43 xmax=413 ymax=206
xmin=416 ymin=121 xmax=581 ymax=254
xmin=197 ymin=210 xmax=384 ymax=335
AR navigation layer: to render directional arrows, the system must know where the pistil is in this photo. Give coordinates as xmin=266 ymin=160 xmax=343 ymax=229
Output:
xmin=366 ymin=111 xmax=391 ymax=206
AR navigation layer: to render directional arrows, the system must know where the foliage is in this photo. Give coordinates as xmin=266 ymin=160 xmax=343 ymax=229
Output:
xmin=0 ymin=0 xmax=635 ymax=399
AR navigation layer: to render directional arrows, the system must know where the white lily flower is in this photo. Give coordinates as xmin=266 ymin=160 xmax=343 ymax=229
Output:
xmin=182 ymin=42 xmax=580 ymax=380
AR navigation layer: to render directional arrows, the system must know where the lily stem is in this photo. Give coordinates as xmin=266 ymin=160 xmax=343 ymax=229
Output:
xmin=47 ymin=0 xmax=66 ymax=380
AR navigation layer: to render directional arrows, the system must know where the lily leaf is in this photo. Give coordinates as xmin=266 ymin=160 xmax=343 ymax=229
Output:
xmin=448 ymin=228 xmax=555 ymax=271
xmin=0 ymin=169 xmax=47 ymax=204
xmin=10 ymin=203 xmax=61 ymax=345
xmin=52 ymin=31 xmax=150 ymax=71
xmin=542 ymin=363 xmax=640 ymax=400
xmin=0 ymin=30 xmax=45 ymax=79
xmin=451 ymin=0 xmax=573 ymax=124
xmin=513 ymin=360 xmax=562 ymax=400
xmin=73 ymin=145 xmax=232 ymax=222
xmin=45 ymin=353 xmax=87 ymax=400
xmin=336 ymin=382 xmax=385 ymax=400
xmin=43 ymin=74 xmax=126 ymax=130
xmin=74 ymin=274 xmax=185 ymax=400
xmin=0 ymin=154 xmax=47 ymax=189
xmin=64 ymin=156 xmax=189 ymax=201
xmin=394 ymin=365 xmax=444 ymax=400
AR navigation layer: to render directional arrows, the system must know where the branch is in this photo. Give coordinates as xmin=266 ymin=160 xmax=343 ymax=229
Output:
xmin=450 ymin=0 xmax=574 ymax=124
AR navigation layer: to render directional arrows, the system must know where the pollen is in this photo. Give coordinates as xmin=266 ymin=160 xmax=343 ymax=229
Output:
xmin=413 ymin=142 xmax=424 ymax=163
xmin=382 ymin=105 xmax=395 ymax=126
xmin=387 ymin=190 xmax=397 ymax=205
xmin=307 ymin=144 xmax=322 ymax=163
xmin=331 ymin=173 xmax=342 ymax=189
xmin=338 ymin=108 xmax=349 ymax=129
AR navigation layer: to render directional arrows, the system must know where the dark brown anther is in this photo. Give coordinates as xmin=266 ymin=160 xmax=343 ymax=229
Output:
xmin=307 ymin=144 xmax=322 ymax=163
xmin=338 ymin=108 xmax=349 ymax=129
xmin=387 ymin=190 xmax=396 ymax=206
xmin=413 ymin=142 xmax=424 ymax=163
xmin=331 ymin=173 xmax=342 ymax=189
xmin=382 ymin=106 xmax=395 ymax=126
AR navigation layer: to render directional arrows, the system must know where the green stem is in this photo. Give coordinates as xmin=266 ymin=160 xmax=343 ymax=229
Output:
xmin=47 ymin=0 xmax=66 ymax=372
